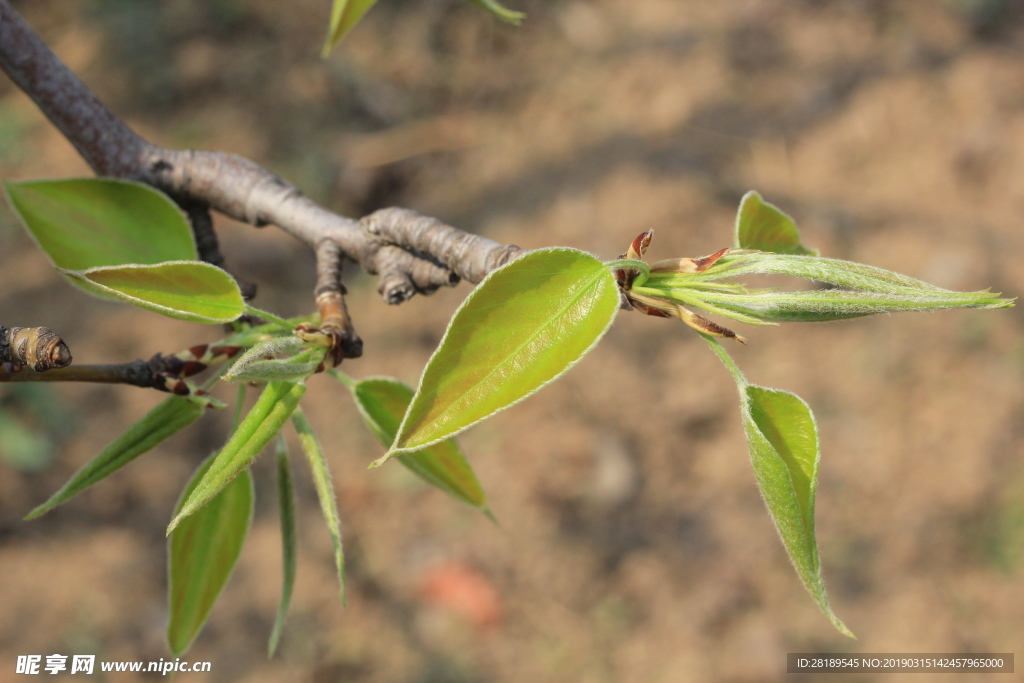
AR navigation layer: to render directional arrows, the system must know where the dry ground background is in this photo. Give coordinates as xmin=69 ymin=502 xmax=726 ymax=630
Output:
xmin=1 ymin=0 xmax=1024 ymax=681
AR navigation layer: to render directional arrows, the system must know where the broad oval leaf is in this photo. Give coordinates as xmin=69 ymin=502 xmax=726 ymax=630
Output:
xmin=26 ymin=396 xmax=205 ymax=520
xmin=291 ymin=410 xmax=346 ymax=605
xmin=734 ymin=191 xmax=817 ymax=256
xmin=168 ymin=381 xmax=307 ymax=534
xmin=63 ymin=261 xmax=245 ymax=323
xmin=380 ymin=247 xmax=619 ymax=463
xmin=742 ymin=385 xmax=853 ymax=638
xmin=168 ymin=455 xmax=254 ymax=656
xmin=322 ymin=0 xmax=378 ymax=56
xmin=348 ymin=375 xmax=489 ymax=513
xmin=3 ymin=177 xmax=196 ymax=270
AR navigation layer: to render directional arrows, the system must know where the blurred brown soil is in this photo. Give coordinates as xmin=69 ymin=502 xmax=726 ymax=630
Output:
xmin=2 ymin=1 xmax=1024 ymax=681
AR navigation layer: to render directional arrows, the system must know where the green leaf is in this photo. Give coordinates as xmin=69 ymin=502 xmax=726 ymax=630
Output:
xmin=339 ymin=374 xmax=490 ymax=513
xmin=3 ymin=177 xmax=245 ymax=323
xmin=168 ymin=381 xmax=307 ymax=534
xmin=167 ymin=454 xmax=254 ymax=656
xmin=734 ymin=191 xmax=817 ymax=256
xmin=467 ymin=0 xmax=525 ymax=25
xmin=291 ymin=409 xmax=345 ymax=606
xmin=703 ymin=337 xmax=853 ymax=638
xmin=63 ymin=261 xmax=245 ymax=323
xmin=380 ymin=247 xmax=619 ymax=463
xmin=3 ymin=177 xmax=196 ymax=270
xmin=268 ymin=435 xmax=296 ymax=658
xmin=322 ymin=0 xmax=378 ymax=56
xmin=683 ymin=288 xmax=1013 ymax=324
xmin=26 ymin=396 xmax=205 ymax=520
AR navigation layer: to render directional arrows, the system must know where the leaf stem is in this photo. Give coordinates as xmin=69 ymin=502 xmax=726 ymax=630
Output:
xmin=243 ymin=305 xmax=294 ymax=329
xmin=701 ymin=334 xmax=747 ymax=387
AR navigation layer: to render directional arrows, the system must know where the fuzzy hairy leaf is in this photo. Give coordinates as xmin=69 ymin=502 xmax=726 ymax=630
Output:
xmin=734 ymin=191 xmax=816 ymax=256
xmin=268 ymin=436 xmax=296 ymax=658
xmin=703 ymin=337 xmax=852 ymax=638
xmin=380 ymin=248 xmax=619 ymax=463
xmin=343 ymin=375 xmax=489 ymax=513
xmin=168 ymin=455 xmax=254 ymax=656
xmin=291 ymin=410 xmax=345 ymax=605
xmin=168 ymin=381 xmax=306 ymax=534
xmin=26 ymin=396 xmax=205 ymax=519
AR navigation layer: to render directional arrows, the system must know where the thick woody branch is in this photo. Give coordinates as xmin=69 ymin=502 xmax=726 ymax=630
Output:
xmin=0 ymin=0 xmax=521 ymax=306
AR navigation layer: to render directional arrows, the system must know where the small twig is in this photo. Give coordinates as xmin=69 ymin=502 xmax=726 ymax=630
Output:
xmin=181 ymin=200 xmax=258 ymax=300
xmin=0 ymin=357 xmax=174 ymax=391
xmin=306 ymin=241 xmax=362 ymax=365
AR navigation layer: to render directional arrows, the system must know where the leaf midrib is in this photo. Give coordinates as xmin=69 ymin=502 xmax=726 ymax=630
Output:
xmin=407 ymin=267 xmax=608 ymax=446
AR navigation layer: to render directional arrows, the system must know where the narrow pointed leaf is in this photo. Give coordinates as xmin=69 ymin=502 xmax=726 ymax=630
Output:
xmin=468 ymin=0 xmax=525 ymax=25
xmin=168 ymin=381 xmax=306 ymax=533
xmin=26 ymin=396 xmax=205 ymax=520
xmin=734 ymin=191 xmax=816 ymax=256
xmin=343 ymin=375 xmax=489 ymax=513
xmin=681 ymin=252 xmax=953 ymax=293
xmin=3 ymin=177 xmax=196 ymax=270
xmin=322 ymin=0 xmax=378 ymax=56
xmin=704 ymin=337 xmax=852 ymax=637
xmin=291 ymin=410 xmax=345 ymax=605
xmin=168 ymin=455 xmax=254 ymax=656
xmin=685 ymin=288 xmax=1013 ymax=323
xmin=268 ymin=436 xmax=296 ymax=658
xmin=381 ymin=248 xmax=618 ymax=463
xmin=61 ymin=261 xmax=244 ymax=323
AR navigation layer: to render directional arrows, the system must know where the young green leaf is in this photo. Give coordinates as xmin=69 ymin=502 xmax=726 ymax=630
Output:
xmin=268 ymin=435 xmax=296 ymax=658
xmin=380 ymin=247 xmax=619 ymax=464
xmin=26 ymin=396 xmax=206 ymax=520
xmin=337 ymin=373 xmax=490 ymax=514
xmin=322 ymin=0 xmax=378 ymax=56
xmin=224 ymin=336 xmax=306 ymax=382
xmin=62 ymin=261 xmax=245 ymax=323
xmin=734 ymin=191 xmax=817 ymax=256
xmin=703 ymin=336 xmax=853 ymax=638
xmin=291 ymin=409 xmax=345 ymax=606
xmin=168 ymin=381 xmax=307 ymax=534
xmin=467 ymin=0 xmax=525 ymax=25
xmin=681 ymin=288 xmax=1012 ymax=324
xmin=167 ymin=454 xmax=254 ymax=656
xmin=3 ymin=177 xmax=196 ymax=270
